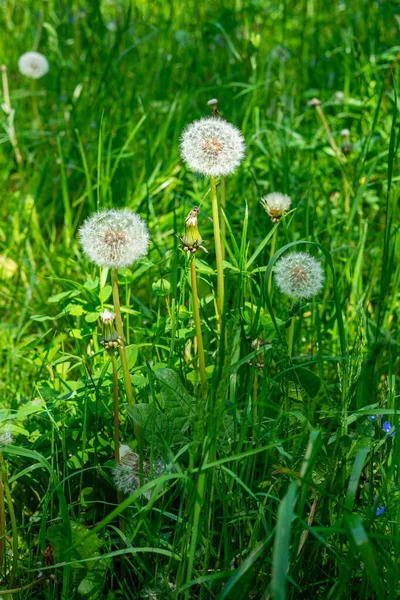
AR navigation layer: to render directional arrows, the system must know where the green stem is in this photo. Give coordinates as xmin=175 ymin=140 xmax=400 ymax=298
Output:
xmin=111 ymin=268 xmax=142 ymax=442
xmin=190 ymin=257 xmax=208 ymax=399
xmin=0 ymin=453 xmax=18 ymax=588
xmin=0 ymin=469 xmax=5 ymax=573
xmin=111 ymin=355 xmax=120 ymax=463
xmin=288 ymin=316 xmax=295 ymax=359
xmin=220 ymin=176 xmax=226 ymax=261
xmin=268 ymin=228 xmax=278 ymax=295
xmin=210 ymin=176 xmax=224 ymax=328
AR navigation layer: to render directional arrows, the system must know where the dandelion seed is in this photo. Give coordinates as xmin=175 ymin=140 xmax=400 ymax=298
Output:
xmin=79 ymin=208 xmax=149 ymax=268
xmin=261 ymin=192 xmax=292 ymax=223
xmin=382 ymin=421 xmax=395 ymax=437
xmin=18 ymin=52 xmax=49 ymax=79
xmin=180 ymin=116 xmax=245 ymax=177
xmin=275 ymin=252 xmax=324 ymax=299
xmin=112 ymin=445 xmax=165 ymax=501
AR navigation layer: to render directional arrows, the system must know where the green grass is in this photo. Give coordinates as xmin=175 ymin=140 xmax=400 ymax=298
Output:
xmin=0 ymin=0 xmax=399 ymax=598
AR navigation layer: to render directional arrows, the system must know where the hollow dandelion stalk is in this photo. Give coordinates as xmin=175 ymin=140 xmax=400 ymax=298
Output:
xmin=210 ymin=176 xmax=225 ymax=326
xmin=1 ymin=65 xmax=22 ymax=168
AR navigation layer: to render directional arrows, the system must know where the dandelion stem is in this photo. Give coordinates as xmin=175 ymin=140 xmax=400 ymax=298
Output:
xmin=210 ymin=176 xmax=224 ymax=328
xmin=268 ymin=228 xmax=278 ymax=295
xmin=0 ymin=453 xmax=18 ymax=588
xmin=1 ymin=65 xmax=22 ymax=167
xmin=190 ymin=257 xmax=207 ymax=399
xmin=288 ymin=316 xmax=295 ymax=358
xmin=220 ymin=177 xmax=226 ymax=260
xmin=111 ymin=268 xmax=142 ymax=443
xmin=111 ymin=355 xmax=120 ymax=463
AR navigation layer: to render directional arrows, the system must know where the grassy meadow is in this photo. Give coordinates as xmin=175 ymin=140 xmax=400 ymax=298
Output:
xmin=0 ymin=0 xmax=399 ymax=598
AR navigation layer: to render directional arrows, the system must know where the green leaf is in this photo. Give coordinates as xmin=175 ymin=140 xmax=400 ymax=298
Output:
xmin=48 ymin=520 xmax=109 ymax=598
xmin=344 ymin=514 xmax=386 ymax=600
xmin=272 ymin=482 xmax=298 ymax=600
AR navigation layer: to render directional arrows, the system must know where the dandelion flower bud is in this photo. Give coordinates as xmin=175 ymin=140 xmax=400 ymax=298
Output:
xmin=18 ymin=52 xmax=49 ymax=79
xmin=99 ymin=309 xmax=121 ymax=352
xmin=275 ymin=251 xmax=324 ymax=299
xmin=180 ymin=116 xmax=245 ymax=177
xmin=79 ymin=208 xmax=149 ymax=269
xmin=112 ymin=444 xmax=165 ymax=501
xmin=179 ymin=206 xmax=207 ymax=253
xmin=261 ymin=192 xmax=292 ymax=223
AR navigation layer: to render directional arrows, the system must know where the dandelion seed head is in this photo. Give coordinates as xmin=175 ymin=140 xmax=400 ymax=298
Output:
xmin=261 ymin=192 xmax=292 ymax=222
xmin=341 ymin=128 xmax=350 ymax=137
xmin=275 ymin=252 xmax=324 ymax=299
xmin=0 ymin=428 xmax=14 ymax=446
xmin=18 ymin=52 xmax=49 ymax=79
xmin=79 ymin=208 xmax=149 ymax=268
xmin=180 ymin=116 xmax=245 ymax=177
xmin=99 ymin=309 xmax=115 ymax=324
xmin=112 ymin=445 xmax=165 ymax=501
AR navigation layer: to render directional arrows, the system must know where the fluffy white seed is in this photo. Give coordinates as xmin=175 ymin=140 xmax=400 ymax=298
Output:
xmin=275 ymin=252 xmax=324 ymax=299
xmin=112 ymin=445 xmax=165 ymax=501
xmin=261 ymin=192 xmax=292 ymax=222
xmin=180 ymin=116 xmax=245 ymax=177
xmin=18 ymin=52 xmax=49 ymax=79
xmin=99 ymin=309 xmax=115 ymax=323
xmin=79 ymin=208 xmax=149 ymax=268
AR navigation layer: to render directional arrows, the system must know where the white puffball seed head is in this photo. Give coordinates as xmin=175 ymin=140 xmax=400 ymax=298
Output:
xmin=18 ymin=52 xmax=49 ymax=79
xmin=180 ymin=116 xmax=245 ymax=177
xmin=275 ymin=252 xmax=324 ymax=299
xmin=112 ymin=445 xmax=165 ymax=501
xmin=79 ymin=208 xmax=149 ymax=269
xmin=261 ymin=192 xmax=292 ymax=222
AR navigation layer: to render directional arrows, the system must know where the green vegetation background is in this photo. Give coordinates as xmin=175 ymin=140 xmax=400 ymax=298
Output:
xmin=0 ymin=0 xmax=399 ymax=599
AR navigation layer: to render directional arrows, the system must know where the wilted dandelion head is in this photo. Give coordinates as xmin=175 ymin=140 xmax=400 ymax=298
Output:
xmin=18 ymin=52 xmax=49 ymax=79
xmin=79 ymin=208 xmax=149 ymax=268
xmin=275 ymin=252 xmax=324 ymax=299
xmin=261 ymin=192 xmax=292 ymax=223
xmin=180 ymin=116 xmax=245 ymax=177
xmin=112 ymin=445 xmax=165 ymax=501
xmin=0 ymin=428 xmax=14 ymax=446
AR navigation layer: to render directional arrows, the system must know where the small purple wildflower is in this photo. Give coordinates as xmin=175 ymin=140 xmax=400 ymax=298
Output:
xmin=375 ymin=505 xmax=385 ymax=516
xmin=383 ymin=421 xmax=395 ymax=437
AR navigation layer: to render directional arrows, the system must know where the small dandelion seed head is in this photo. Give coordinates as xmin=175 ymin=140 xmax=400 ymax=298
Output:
xmin=79 ymin=208 xmax=149 ymax=268
xmin=112 ymin=445 xmax=165 ymax=501
xmin=275 ymin=252 xmax=324 ymax=299
xmin=0 ymin=428 xmax=14 ymax=446
xmin=18 ymin=52 xmax=49 ymax=79
xmin=261 ymin=192 xmax=292 ymax=223
xmin=99 ymin=309 xmax=115 ymax=324
xmin=180 ymin=116 xmax=245 ymax=177
xmin=341 ymin=128 xmax=350 ymax=137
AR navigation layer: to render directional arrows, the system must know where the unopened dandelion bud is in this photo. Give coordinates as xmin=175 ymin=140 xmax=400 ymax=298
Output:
xmin=99 ymin=309 xmax=121 ymax=353
xmin=179 ymin=207 xmax=207 ymax=253
xmin=79 ymin=208 xmax=149 ymax=268
xmin=275 ymin=251 xmax=324 ymax=300
xmin=18 ymin=52 xmax=49 ymax=79
xmin=261 ymin=192 xmax=292 ymax=223
xmin=180 ymin=116 xmax=245 ymax=177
